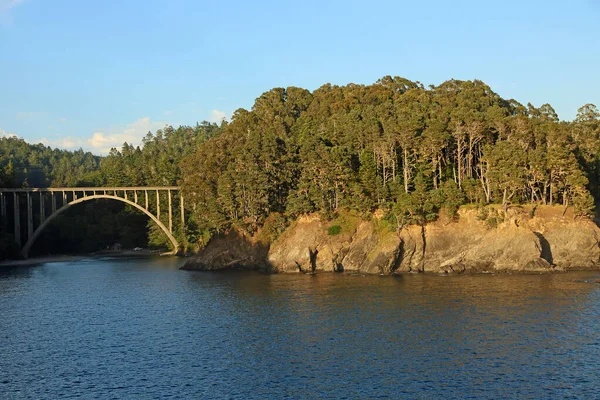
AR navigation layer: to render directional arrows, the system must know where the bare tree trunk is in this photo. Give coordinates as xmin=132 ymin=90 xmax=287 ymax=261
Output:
xmin=403 ymin=148 xmax=410 ymax=193
xmin=382 ymin=157 xmax=387 ymax=187
xmin=391 ymin=146 xmax=397 ymax=182
xmin=479 ymin=161 xmax=490 ymax=203
xmin=456 ymin=138 xmax=464 ymax=188
xmin=432 ymin=154 xmax=438 ymax=190
xmin=467 ymin=136 xmax=473 ymax=178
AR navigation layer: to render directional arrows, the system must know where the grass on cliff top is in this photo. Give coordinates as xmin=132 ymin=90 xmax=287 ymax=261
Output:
xmin=371 ymin=216 xmax=396 ymax=234
xmin=326 ymin=209 xmax=361 ymax=236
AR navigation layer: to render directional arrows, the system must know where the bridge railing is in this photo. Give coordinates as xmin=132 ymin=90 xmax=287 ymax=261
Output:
xmin=0 ymin=186 xmax=179 ymax=192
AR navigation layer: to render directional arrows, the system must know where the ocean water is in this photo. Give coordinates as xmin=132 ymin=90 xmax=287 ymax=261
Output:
xmin=1 ymin=257 xmax=599 ymax=399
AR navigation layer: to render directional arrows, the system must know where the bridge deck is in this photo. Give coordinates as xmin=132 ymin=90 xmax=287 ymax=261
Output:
xmin=0 ymin=186 xmax=179 ymax=192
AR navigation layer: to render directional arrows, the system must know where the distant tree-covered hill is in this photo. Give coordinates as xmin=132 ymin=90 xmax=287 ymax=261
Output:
xmin=0 ymin=137 xmax=100 ymax=187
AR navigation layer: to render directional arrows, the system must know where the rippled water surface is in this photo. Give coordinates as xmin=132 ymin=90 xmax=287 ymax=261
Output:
xmin=1 ymin=257 xmax=600 ymax=399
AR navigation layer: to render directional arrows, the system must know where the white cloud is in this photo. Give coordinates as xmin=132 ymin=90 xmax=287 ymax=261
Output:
xmin=4 ymin=117 xmax=167 ymax=154
xmin=209 ymin=109 xmax=228 ymax=123
xmin=16 ymin=111 xmax=48 ymax=120
xmin=58 ymin=117 xmax=67 ymax=123
xmin=39 ymin=136 xmax=83 ymax=149
xmin=1 ymin=0 xmax=24 ymax=8
xmin=0 ymin=0 xmax=24 ymax=26
xmin=0 ymin=128 xmax=18 ymax=138
xmin=0 ymin=0 xmax=24 ymax=13
xmin=86 ymin=117 xmax=167 ymax=154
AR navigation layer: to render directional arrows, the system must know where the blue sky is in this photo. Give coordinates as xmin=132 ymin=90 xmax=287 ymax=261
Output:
xmin=1 ymin=0 xmax=599 ymax=154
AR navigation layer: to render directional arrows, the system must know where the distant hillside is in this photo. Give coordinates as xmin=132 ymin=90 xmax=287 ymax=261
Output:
xmin=0 ymin=137 xmax=101 ymax=188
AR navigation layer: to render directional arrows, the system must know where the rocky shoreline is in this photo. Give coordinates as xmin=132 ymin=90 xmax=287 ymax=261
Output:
xmin=182 ymin=205 xmax=600 ymax=274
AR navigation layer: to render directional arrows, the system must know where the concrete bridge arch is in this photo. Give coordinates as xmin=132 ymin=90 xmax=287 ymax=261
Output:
xmin=0 ymin=187 xmax=184 ymax=259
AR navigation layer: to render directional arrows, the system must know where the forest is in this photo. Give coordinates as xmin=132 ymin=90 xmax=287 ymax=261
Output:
xmin=1 ymin=77 xmax=599 ymax=257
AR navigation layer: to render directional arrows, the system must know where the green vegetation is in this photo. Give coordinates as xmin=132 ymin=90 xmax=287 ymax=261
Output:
xmin=327 ymin=225 xmax=342 ymax=236
xmin=1 ymin=77 xmax=599 ymax=257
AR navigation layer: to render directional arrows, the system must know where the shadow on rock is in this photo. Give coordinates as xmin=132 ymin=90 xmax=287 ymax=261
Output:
xmin=180 ymin=230 xmax=272 ymax=272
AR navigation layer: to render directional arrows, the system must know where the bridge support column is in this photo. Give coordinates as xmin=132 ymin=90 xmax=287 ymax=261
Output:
xmin=0 ymin=193 xmax=5 ymax=224
xmin=27 ymin=192 xmax=33 ymax=241
xmin=52 ymin=192 xmax=56 ymax=213
xmin=156 ymin=190 xmax=160 ymax=219
xmin=13 ymin=193 xmax=20 ymax=247
xmin=168 ymin=190 xmax=172 ymax=232
xmin=145 ymin=190 xmax=148 ymax=210
xmin=180 ymin=194 xmax=184 ymax=231
xmin=40 ymin=192 xmax=45 ymax=223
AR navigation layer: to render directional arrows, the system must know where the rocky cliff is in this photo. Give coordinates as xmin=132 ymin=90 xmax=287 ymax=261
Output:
xmin=182 ymin=206 xmax=600 ymax=274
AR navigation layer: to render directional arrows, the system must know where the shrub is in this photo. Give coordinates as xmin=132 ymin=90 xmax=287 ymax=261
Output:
xmin=476 ymin=206 xmax=489 ymax=221
xmin=327 ymin=225 xmax=342 ymax=235
xmin=485 ymin=217 xmax=499 ymax=229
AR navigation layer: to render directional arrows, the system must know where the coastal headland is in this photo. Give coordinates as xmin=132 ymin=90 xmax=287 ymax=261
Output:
xmin=182 ymin=205 xmax=600 ymax=274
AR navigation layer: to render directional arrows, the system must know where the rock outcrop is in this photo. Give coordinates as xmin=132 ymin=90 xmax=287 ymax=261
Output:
xmin=182 ymin=206 xmax=600 ymax=274
xmin=180 ymin=230 xmax=269 ymax=271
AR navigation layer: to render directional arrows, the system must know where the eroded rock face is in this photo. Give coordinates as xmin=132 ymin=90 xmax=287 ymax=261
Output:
xmin=340 ymin=222 xmax=402 ymax=274
xmin=461 ymin=226 xmax=553 ymax=272
xmin=528 ymin=220 xmax=600 ymax=270
xmin=182 ymin=206 xmax=600 ymax=274
xmin=266 ymin=215 xmax=354 ymax=273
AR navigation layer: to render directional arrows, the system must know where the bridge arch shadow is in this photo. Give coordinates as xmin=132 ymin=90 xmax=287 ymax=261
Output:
xmin=22 ymin=194 xmax=179 ymax=258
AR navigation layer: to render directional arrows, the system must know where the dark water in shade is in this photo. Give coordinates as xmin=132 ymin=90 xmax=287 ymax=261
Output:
xmin=1 ymin=258 xmax=600 ymax=399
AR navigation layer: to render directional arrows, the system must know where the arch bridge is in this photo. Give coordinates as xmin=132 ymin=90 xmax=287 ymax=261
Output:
xmin=0 ymin=187 xmax=184 ymax=258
